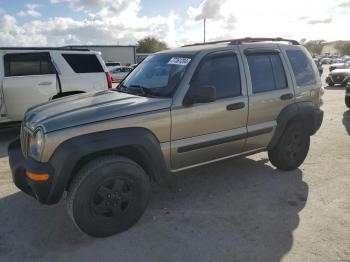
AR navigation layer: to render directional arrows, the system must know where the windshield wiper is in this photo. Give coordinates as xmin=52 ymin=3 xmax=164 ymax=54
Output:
xmin=128 ymin=85 xmax=149 ymax=96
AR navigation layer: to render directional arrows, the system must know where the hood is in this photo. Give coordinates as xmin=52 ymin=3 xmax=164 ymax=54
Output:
xmin=24 ymin=90 xmax=172 ymax=133
xmin=329 ymin=68 xmax=350 ymax=76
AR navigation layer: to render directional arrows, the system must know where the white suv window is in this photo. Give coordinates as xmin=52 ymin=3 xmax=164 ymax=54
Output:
xmin=4 ymin=52 xmax=55 ymax=77
xmin=62 ymin=54 xmax=104 ymax=73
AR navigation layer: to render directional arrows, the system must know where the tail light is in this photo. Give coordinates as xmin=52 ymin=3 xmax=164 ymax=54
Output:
xmin=106 ymin=72 xmax=112 ymax=89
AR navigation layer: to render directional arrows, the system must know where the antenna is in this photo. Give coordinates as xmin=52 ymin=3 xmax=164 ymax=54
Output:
xmin=203 ymin=19 xmax=206 ymax=43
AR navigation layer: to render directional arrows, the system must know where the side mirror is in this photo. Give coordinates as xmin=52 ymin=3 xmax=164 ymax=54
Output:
xmin=183 ymin=84 xmax=216 ymax=106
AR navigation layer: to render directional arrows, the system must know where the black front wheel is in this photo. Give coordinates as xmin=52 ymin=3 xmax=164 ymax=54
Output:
xmin=67 ymin=155 xmax=150 ymax=237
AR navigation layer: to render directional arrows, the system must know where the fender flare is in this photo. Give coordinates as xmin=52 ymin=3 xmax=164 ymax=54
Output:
xmin=268 ymin=102 xmax=323 ymax=150
xmin=46 ymin=127 xmax=170 ymax=204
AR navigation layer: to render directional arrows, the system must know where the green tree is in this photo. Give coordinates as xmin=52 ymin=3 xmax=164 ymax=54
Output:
xmin=137 ymin=37 xmax=168 ymax=53
xmin=303 ymin=40 xmax=325 ymax=56
xmin=335 ymin=41 xmax=350 ymax=55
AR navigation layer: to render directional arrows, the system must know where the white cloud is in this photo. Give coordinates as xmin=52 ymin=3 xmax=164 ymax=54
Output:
xmin=17 ymin=4 xmax=41 ymax=18
xmin=184 ymin=0 xmax=347 ymax=43
xmin=0 ymin=1 xmax=180 ymax=47
xmin=188 ymin=0 xmax=227 ymax=21
xmin=0 ymin=0 xmax=348 ymax=48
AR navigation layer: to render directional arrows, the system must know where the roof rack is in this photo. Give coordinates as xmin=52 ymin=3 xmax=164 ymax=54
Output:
xmin=0 ymin=47 xmax=90 ymax=51
xmin=183 ymin=37 xmax=300 ymax=47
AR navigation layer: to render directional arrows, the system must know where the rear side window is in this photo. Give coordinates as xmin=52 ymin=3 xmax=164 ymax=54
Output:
xmin=286 ymin=49 xmax=317 ymax=87
xmin=247 ymin=54 xmax=288 ymax=93
xmin=62 ymin=54 xmax=104 ymax=73
xmin=4 ymin=52 xmax=55 ymax=77
xmin=191 ymin=53 xmax=241 ymax=99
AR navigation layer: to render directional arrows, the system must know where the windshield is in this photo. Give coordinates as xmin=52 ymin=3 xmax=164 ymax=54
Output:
xmin=119 ymin=53 xmax=194 ymax=98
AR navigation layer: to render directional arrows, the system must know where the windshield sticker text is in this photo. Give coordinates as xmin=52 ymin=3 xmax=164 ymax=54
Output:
xmin=168 ymin=57 xmax=191 ymax=66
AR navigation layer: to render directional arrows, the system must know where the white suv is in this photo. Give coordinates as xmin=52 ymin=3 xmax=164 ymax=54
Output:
xmin=0 ymin=48 xmax=112 ymax=127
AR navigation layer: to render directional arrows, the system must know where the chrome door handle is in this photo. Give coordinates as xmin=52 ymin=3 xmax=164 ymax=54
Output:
xmin=38 ymin=81 xmax=53 ymax=86
xmin=280 ymin=93 xmax=294 ymax=100
xmin=226 ymin=102 xmax=245 ymax=111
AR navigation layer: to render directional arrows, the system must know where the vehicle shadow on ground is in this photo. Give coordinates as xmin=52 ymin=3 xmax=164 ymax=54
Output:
xmin=342 ymin=110 xmax=350 ymax=135
xmin=0 ymin=156 xmax=308 ymax=262
xmin=0 ymin=128 xmax=20 ymax=158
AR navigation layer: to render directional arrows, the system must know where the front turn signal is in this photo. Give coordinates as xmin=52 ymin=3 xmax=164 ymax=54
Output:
xmin=25 ymin=171 xmax=49 ymax=182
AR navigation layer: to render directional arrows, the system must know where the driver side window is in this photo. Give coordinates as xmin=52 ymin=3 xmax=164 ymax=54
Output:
xmin=191 ymin=53 xmax=242 ymax=99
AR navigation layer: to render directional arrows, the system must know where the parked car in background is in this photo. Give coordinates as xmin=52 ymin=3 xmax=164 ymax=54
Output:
xmin=326 ymin=69 xmax=350 ymax=87
xmin=105 ymin=61 xmax=121 ymax=69
xmin=346 ymin=82 xmax=350 ymax=108
xmin=0 ymin=48 xmax=112 ymax=127
xmin=320 ymin=57 xmax=332 ymax=65
xmin=314 ymin=59 xmax=323 ymax=76
xmin=109 ymin=66 xmax=132 ymax=82
xmin=130 ymin=64 xmax=138 ymax=70
xmin=329 ymin=62 xmax=350 ymax=72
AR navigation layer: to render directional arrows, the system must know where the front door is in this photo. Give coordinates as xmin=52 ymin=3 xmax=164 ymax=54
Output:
xmin=2 ymin=52 xmax=57 ymax=121
xmin=170 ymin=49 xmax=248 ymax=170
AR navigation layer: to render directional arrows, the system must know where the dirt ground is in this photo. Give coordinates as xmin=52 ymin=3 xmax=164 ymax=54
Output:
xmin=0 ymin=66 xmax=349 ymax=262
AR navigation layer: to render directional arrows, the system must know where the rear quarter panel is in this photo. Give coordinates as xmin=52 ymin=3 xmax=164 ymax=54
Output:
xmin=51 ymin=51 xmax=107 ymax=93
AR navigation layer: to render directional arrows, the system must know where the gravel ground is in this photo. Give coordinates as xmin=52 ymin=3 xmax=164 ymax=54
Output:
xmin=0 ymin=66 xmax=349 ymax=262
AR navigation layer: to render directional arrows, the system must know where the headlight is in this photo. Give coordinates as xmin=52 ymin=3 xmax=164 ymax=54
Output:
xmin=29 ymin=128 xmax=45 ymax=160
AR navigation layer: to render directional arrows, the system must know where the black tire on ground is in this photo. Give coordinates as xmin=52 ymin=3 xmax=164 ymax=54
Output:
xmin=346 ymin=96 xmax=350 ymax=109
xmin=67 ymin=155 xmax=150 ymax=237
xmin=268 ymin=122 xmax=310 ymax=171
xmin=328 ymin=82 xmax=334 ymax=87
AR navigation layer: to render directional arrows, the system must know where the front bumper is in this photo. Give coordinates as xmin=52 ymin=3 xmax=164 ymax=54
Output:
xmin=311 ymin=109 xmax=324 ymax=135
xmin=326 ymin=75 xmax=350 ymax=85
xmin=8 ymin=140 xmax=55 ymax=204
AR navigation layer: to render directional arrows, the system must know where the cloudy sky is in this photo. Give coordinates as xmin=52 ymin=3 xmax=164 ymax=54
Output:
xmin=0 ymin=0 xmax=348 ymax=47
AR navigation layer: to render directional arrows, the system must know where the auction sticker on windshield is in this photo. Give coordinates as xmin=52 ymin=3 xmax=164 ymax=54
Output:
xmin=168 ymin=57 xmax=191 ymax=66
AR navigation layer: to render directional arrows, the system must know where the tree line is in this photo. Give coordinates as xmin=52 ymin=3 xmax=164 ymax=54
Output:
xmin=300 ymin=39 xmax=350 ymax=56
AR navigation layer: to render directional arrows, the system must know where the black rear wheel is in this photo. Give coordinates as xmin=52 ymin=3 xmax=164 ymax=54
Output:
xmin=268 ymin=123 xmax=310 ymax=171
xmin=67 ymin=155 xmax=150 ymax=237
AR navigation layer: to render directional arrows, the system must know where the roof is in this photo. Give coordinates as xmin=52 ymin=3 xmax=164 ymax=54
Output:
xmin=0 ymin=47 xmax=90 ymax=51
xmin=65 ymin=45 xmax=137 ymax=48
xmin=182 ymin=37 xmax=300 ymax=47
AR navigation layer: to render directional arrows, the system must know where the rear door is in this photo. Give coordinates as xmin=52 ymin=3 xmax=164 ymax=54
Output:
xmin=2 ymin=52 xmax=57 ymax=121
xmin=240 ymin=45 xmax=295 ymax=151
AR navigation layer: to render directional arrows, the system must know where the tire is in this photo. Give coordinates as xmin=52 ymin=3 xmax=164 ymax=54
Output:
xmin=346 ymin=96 xmax=350 ymax=109
xmin=67 ymin=155 xmax=150 ymax=237
xmin=328 ymin=82 xmax=334 ymax=87
xmin=268 ymin=122 xmax=310 ymax=171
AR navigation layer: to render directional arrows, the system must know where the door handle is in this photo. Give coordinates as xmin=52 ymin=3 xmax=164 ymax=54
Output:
xmin=280 ymin=93 xmax=294 ymax=100
xmin=226 ymin=102 xmax=245 ymax=111
xmin=38 ymin=81 xmax=53 ymax=86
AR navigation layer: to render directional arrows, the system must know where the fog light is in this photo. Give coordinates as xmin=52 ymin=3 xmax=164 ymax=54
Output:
xmin=25 ymin=171 xmax=49 ymax=181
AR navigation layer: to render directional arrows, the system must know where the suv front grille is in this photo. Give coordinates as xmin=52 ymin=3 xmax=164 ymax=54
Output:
xmin=332 ymin=75 xmax=346 ymax=83
xmin=20 ymin=125 xmax=31 ymax=158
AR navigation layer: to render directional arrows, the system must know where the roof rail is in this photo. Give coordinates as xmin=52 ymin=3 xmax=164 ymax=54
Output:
xmin=0 ymin=47 xmax=90 ymax=51
xmin=183 ymin=37 xmax=300 ymax=47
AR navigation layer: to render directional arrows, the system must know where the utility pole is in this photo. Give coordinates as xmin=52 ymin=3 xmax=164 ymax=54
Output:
xmin=203 ymin=19 xmax=206 ymax=43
